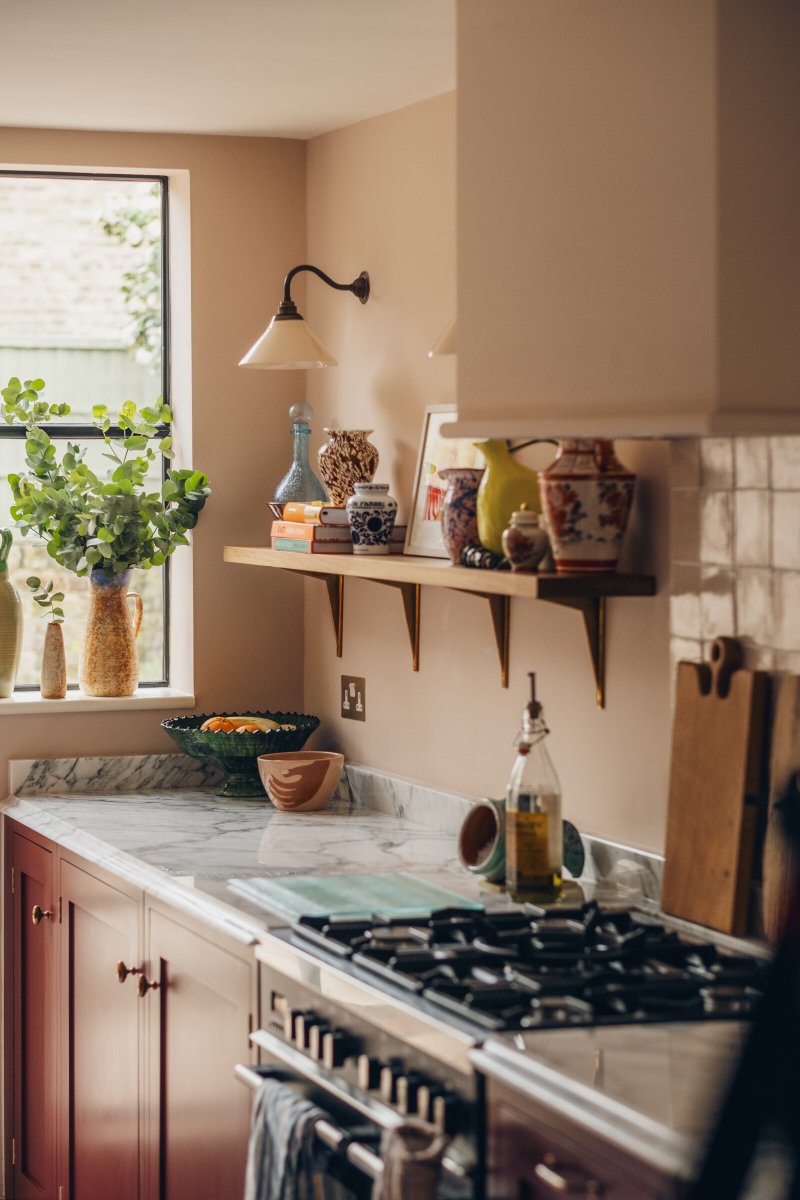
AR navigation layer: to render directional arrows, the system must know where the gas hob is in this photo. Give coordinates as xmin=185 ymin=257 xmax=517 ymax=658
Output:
xmin=292 ymin=900 xmax=768 ymax=1033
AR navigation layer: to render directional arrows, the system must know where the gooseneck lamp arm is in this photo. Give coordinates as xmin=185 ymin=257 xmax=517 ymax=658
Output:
xmin=275 ymin=265 xmax=371 ymax=320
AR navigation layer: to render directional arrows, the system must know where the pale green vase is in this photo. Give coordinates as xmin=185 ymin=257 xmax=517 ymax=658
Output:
xmin=0 ymin=529 xmax=23 ymax=698
xmin=475 ymin=441 xmax=542 ymax=555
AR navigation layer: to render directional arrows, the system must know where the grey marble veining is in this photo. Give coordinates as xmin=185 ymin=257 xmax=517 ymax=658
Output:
xmin=10 ymin=753 xmax=222 ymax=796
xmin=8 ymin=754 xmax=666 ymax=906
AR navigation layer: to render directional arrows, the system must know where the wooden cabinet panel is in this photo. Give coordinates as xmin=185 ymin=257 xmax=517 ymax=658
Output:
xmin=487 ymin=1081 xmax=676 ymax=1200
xmin=59 ymin=858 xmax=142 ymax=1200
xmin=144 ymin=906 xmax=254 ymax=1200
xmin=7 ymin=829 xmax=57 ymax=1200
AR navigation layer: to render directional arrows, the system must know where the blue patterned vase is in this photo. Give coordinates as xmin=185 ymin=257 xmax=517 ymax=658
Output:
xmin=346 ymin=483 xmax=398 ymax=555
xmin=439 ymin=467 xmax=484 ymax=564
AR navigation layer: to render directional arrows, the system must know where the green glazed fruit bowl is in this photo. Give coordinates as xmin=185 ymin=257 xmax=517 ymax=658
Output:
xmin=162 ymin=711 xmax=320 ymax=798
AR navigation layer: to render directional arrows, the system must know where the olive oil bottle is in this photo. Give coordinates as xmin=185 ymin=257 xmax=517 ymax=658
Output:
xmin=505 ymin=673 xmax=563 ymax=901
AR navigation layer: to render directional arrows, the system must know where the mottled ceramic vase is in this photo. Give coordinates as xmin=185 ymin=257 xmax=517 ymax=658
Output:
xmin=439 ymin=467 xmax=484 ymax=564
xmin=0 ymin=529 xmax=23 ymax=698
xmin=538 ymin=439 xmax=635 ymax=572
xmin=79 ymin=568 xmax=143 ymax=696
xmin=41 ymin=621 xmax=67 ymax=699
xmin=346 ymin=483 xmax=397 ymax=554
xmin=318 ymin=429 xmax=379 ymax=506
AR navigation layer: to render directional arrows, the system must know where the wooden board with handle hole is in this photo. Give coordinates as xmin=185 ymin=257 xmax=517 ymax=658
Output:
xmin=761 ymin=673 xmax=800 ymax=943
xmin=661 ymin=637 xmax=768 ymax=936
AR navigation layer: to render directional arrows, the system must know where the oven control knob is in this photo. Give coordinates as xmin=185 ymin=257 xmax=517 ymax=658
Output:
xmin=379 ymin=1060 xmax=405 ymax=1104
xmin=357 ymin=1054 xmax=382 ymax=1091
xmin=308 ymin=1021 xmax=332 ymax=1061
xmin=417 ymin=1082 xmax=445 ymax=1124
xmin=293 ymin=1011 xmax=319 ymax=1050
xmin=432 ymin=1091 xmax=463 ymax=1136
xmin=284 ymin=1008 xmax=315 ymax=1044
xmin=322 ymin=1030 xmax=355 ymax=1070
xmin=396 ymin=1072 xmax=424 ymax=1116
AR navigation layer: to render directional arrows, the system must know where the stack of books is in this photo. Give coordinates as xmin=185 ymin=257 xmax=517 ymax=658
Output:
xmin=271 ymin=503 xmax=407 ymax=554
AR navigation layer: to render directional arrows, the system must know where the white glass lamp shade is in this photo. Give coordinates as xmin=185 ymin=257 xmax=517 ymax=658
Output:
xmin=239 ymin=316 xmax=338 ymax=369
xmin=428 ymin=317 xmax=457 ymax=358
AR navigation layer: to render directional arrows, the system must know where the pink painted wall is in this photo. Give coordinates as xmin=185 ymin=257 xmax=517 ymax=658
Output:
xmin=0 ymin=126 xmax=308 ymax=789
xmin=303 ymin=94 xmax=673 ymax=853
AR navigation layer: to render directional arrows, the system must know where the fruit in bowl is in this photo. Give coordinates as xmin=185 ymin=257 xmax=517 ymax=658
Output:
xmin=162 ymin=711 xmax=320 ymax=798
xmin=258 ymin=751 xmax=344 ymax=812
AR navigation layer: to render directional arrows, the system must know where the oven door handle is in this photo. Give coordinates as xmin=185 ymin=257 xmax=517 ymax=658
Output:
xmin=247 ymin=1027 xmax=473 ymax=1182
xmin=235 ymin=1062 xmax=385 ymax=1180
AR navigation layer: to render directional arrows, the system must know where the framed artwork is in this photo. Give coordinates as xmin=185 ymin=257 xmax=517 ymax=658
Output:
xmin=404 ymin=405 xmax=485 ymax=558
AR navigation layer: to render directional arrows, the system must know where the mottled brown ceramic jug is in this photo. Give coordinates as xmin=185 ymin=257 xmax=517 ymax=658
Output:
xmin=79 ymin=568 xmax=143 ymax=697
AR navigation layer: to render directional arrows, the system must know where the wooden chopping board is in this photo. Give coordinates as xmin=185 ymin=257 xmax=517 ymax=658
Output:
xmin=661 ymin=637 xmax=768 ymax=936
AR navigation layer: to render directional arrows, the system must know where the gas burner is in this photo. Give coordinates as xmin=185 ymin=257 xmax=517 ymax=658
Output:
xmin=292 ymin=903 xmax=768 ymax=1033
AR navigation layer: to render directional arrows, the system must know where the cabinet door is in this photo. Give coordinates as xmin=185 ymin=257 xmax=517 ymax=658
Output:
xmin=487 ymin=1082 xmax=677 ymax=1200
xmin=59 ymin=859 xmax=142 ymax=1200
xmin=144 ymin=906 xmax=255 ymax=1200
xmin=7 ymin=828 xmax=57 ymax=1199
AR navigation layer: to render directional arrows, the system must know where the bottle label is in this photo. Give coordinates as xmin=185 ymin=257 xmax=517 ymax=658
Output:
xmin=506 ymin=810 xmax=551 ymax=878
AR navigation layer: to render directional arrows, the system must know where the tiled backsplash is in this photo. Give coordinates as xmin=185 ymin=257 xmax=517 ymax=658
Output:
xmin=670 ymin=437 xmax=800 ymax=679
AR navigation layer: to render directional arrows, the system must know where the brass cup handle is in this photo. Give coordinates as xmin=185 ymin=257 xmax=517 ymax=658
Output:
xmin=533 ymin=1155 xmax=603 ymax=1195
xmin=31 ymin=904 xmax=53 ymax=926
xmin=137 ymin=974 xmax=160 ymax=998
xmin=116 ymin=961 xmax=141 ymax=984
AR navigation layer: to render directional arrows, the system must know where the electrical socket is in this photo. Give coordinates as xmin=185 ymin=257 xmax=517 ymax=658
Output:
xmin=341 ymin=676 xmax=366 ymax=721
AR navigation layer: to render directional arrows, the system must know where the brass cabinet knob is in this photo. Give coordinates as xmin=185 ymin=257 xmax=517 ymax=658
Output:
xmin=137 ymin=974 xmax=160 ymax=998
xmin=31 ymin=904 xmax=53 ymax=926
xmin=116 ymin=961 xmax=140 ymax=984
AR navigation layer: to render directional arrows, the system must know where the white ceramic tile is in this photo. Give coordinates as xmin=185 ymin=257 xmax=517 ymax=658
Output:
xmin=734 ymin=439 xmax=769 ymax=489
xmin=734 ymin=490 xmax=770 ymax=567
xmin=771 ymin=492 xmax=800 ymax=570
xmin=670 ymin=490 xmax=701 ymax=563
xmin=772 ymin=650 xmax=800 ymax=673
xmin=700 ymin=568 xmax=735 ymax=639
xmin=769 ymin=437 xmax=800 ymax=489
xmin=743 ymin=645 xmax=775 ymax=672
xmin=670 ymin=440 xmax=701 ymax=489
xmin=700 ymin=439 xmax=734 ymax=489
xmin=669 ymin=564 xmax=702 ymax=639
xmin=699 ymin=492 xmax=732 ymax=565
xmin=734 ymin=569 xmax=774 ymax=646
xmin=772 ymin=572 xmax=800 ymax=652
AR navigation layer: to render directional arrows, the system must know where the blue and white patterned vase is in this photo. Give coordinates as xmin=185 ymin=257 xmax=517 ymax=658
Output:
xmin=346 ymin=483 xmax=398 ymax=555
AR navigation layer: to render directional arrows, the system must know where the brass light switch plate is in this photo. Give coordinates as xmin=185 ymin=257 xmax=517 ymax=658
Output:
xmin=341 ymin=676 xmax=366 ymax=721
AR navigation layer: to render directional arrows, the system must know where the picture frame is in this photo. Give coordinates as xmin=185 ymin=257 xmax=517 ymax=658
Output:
xmin=404 ymin=405 xmax=485 ymax=558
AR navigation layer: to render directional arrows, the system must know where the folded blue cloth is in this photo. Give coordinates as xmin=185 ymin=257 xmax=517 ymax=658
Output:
xmin=243 ymin=1076 xmax=333 ymax=1200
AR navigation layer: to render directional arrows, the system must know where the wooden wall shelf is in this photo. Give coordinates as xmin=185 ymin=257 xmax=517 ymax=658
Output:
xmin=223 ymin=547 xmax=656 ymax=706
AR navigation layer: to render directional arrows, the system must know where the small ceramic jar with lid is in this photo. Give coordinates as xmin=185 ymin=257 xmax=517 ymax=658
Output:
xmin=501 ymin=503 xmax=550 ymax=572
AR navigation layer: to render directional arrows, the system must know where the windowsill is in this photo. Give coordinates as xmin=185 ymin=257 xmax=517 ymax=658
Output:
xmin=0 ymin=688 xmax=195 ymax=715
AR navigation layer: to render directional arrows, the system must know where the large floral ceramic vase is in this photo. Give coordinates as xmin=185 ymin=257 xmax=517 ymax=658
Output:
xmin=475 ymin=440 xmax=541 ymax=555
xmin=318 ymin=429 xmax=379 ymax=506
xmin=439 ymin=467 xmax=484 ymax=564
xmin=538 ymin=439 xmax=636 ymax=572
xmin=79 ymin=568 xmax=143 ymax=696
xmin=0 ymin=529 xmax=23 ymax=698
xmin=346 ymin=483 xmax=397 ymax=554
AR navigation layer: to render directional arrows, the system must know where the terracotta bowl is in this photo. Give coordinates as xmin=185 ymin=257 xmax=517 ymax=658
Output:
xmin=257 ymin=751 xmax=344 ymax=812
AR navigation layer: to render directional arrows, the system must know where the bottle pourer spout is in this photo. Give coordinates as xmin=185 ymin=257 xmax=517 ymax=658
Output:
xmin=527 ymin=671 xmax=542 ymax=718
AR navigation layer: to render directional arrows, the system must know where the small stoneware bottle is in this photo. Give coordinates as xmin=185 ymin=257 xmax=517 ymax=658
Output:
xmin=346 ymin=483 xmax=398 ymax=554
xmin=501 ymin=503 xmax=550 ymax=572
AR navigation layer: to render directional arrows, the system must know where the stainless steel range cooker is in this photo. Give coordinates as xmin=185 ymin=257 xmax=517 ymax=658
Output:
xmin=237 ymin=901 xmax=768 ymax=1199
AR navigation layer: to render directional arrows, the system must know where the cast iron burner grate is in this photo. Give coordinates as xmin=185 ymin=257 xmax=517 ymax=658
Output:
xmin=292 ymin=901 xmax=769 ymax=1032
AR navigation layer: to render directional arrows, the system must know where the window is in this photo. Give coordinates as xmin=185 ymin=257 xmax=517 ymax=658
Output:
xmin=0 ymin=172 xmax=170 ymax=690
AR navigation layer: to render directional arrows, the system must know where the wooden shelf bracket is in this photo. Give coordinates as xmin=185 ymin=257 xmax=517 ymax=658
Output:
xmin=376 ymin=580 xmax=421 ymax=671
xmin=299 ymin=571 xmax=344 ymax=658
xmin=545 ymin=594 xmax=607 ymax=708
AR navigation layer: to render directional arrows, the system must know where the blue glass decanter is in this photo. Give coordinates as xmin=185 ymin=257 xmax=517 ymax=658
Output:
xmin=272 ymin=402 xmax=328 ymax=505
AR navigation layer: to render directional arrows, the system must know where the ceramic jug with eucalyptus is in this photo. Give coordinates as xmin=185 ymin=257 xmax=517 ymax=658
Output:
xmin=79 ymin=568 xmax=143 ymax=697
xmin=0 ymin=529 xmax=23 ymax=698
